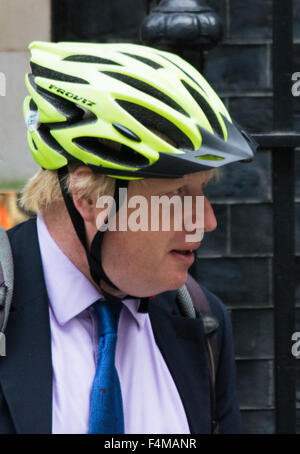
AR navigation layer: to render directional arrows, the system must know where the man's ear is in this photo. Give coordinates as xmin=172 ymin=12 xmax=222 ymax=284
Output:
xmin=69 ymin=166 xmax=96 ymax=223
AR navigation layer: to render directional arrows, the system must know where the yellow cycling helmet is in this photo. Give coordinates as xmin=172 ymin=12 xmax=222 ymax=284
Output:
xmin=24 ymin=41 xmax=255 ymax=179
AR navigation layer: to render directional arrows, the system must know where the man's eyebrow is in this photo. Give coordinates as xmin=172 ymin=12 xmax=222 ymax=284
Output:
xmin=151 ymin=178 xmax=185 ymax=191
xmin=158 ymin=181 xmax=186 ymax=193
xmin=150 ymin=172 xmax=214 ymax=195
xmin=194 ymin=170 xmax=216 ymax=186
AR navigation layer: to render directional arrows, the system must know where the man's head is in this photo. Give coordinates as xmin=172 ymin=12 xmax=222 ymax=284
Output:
xmin=20 ymin=162 xmax=217 ymax=297
xmin=70 ymin=166 xmax=217 ymax=297
xmin=22 ymin=41 xmax=256 ymax=298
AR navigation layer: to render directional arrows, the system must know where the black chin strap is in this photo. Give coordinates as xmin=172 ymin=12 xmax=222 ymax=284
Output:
xmin=87 ymin=176 xmax=128 ymax=290
xmin=57 ymin=167 xmax=137 ymax=298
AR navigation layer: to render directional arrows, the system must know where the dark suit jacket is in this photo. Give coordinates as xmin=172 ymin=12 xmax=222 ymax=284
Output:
xmin=0 ymin=218 xmax=242 ymax=434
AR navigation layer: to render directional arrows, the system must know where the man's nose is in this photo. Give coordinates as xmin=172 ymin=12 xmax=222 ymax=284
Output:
xmin=204 ymin=196 xmax=217 ymax=232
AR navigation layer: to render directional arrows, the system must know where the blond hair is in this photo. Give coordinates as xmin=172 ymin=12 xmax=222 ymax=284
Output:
xmin=20 ymin=165 xmax=116 ymax=214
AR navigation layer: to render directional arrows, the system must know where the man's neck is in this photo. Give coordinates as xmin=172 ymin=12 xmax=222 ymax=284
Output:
xmin=41 ymin=203 xmax=127 ymax=299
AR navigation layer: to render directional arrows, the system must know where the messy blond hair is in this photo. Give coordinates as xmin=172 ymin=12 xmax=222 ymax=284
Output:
xmin=20 ymin=165 xmax=116 ymax=214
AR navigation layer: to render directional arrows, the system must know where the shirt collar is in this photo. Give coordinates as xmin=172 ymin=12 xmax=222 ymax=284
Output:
xmin=36 ymin=215 xmax=147 ymax=329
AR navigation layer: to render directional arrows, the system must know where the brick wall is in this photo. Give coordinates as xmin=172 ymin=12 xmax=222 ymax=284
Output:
xmin=196 ymin=0 xmax=300 ymax=434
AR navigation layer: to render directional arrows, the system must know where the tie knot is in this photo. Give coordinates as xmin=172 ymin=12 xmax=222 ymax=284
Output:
xmin=93 ymin=299 xmax=122 ymax=337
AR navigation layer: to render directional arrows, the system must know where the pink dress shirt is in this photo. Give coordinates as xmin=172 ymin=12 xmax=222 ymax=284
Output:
xmin=36 ymin=215 xmax=190 ymax=434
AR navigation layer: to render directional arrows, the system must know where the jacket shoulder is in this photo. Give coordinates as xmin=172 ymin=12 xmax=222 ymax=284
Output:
xmin=7 ymin=218 xmax=37 ymax=258
xmin=7 ymin=217 xmax=37 ymax=242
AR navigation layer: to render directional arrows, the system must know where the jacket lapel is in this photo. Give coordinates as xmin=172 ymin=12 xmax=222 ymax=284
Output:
xmin=149 ymin=290 xmax=211 ymax=434
xmin=0 ymin=218 xmax=52 ymax=434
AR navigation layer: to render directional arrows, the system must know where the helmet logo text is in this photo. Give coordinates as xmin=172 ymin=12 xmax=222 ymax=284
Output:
xmin=48 ymin=84 xmax=96 ymax=107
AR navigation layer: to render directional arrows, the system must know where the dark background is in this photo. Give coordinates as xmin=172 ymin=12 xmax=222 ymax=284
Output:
xmin=52 ymin=0 xmax=300 ymax=434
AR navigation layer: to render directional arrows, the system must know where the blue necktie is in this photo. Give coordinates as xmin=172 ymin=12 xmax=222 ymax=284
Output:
xmin=88 ymin=299 xmax=124 ymax=434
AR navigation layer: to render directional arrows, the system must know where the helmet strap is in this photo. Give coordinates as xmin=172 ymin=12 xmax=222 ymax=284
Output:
xmin=57 ymin=166 xmax=128 ymax=293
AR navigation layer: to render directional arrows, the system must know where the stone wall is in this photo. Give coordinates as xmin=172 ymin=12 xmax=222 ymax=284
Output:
xmin=199 ymin=0 xmax=300 ymax=434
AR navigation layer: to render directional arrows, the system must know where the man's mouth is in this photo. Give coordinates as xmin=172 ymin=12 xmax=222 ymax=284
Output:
xmin=170 ymin=243 xmax=200 ymax=255
xmin=169 ymin=248 xmax=197 ymax=265
xmin=171 ymin=249 xmax=194 ymax=256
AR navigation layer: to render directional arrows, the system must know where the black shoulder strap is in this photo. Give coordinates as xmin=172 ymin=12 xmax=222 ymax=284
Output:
xmin=185 ymin=274 xmax=219 ymax=374
xmin=0 ymin=226 xmax=14 ymax=342
xmin=183 ymin=273 xmax=220 ymax=434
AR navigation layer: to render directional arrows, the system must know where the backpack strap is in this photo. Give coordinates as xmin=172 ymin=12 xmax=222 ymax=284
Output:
xmin=177 ymin=273 xmax=220 ymax=434
xmin=185 ymin=274 xmax=219 ymax=376
xmin=0 ymin=226 xmax=14 ymax=337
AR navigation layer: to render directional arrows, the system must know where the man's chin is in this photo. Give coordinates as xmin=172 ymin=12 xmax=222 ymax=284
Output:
xmin=136 ymin=271 xmax=189 ymax=297
xmin=164 ymin=270 xmax=189 ymax=292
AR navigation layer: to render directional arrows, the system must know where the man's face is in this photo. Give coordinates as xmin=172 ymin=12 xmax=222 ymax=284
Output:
xmin=100 ymin=170 xmax=217 ymax=297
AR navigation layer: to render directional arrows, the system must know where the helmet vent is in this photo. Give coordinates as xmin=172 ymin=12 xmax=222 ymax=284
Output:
xmin=29 ymin=98 xmax=38 ymax=111
xmin=73 ymin=137 xmax=150 ymax=167
xmin=181 ymin=80 xmax=224 ymax=139
xmin=120 ymin=52 xmax=164 ymax=70
xmin=158 ymin=54 xmax=209 ymax=96
xmin=30 ymin=62 xmax=89 ymax=84
xmin=112 ymin=123 xmax=141 ymax=142
xmin=196 ymin=154 xmax=224 ymax=161
xmin=32 ymin=138 xmax=38 ymax=150
xmin=102 ymin=71 xmax=189 ymax=117
xmin=116 ymin=100 xmax=194 ymax=150
xmin=63 ymin=55 xmax=122 ymax=65
xmin=38 ymin=124 xmax=66 ymax=153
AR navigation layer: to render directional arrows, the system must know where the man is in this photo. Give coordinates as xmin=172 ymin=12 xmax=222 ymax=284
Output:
xmin=0 ymin=41 xmax=255 ymax=434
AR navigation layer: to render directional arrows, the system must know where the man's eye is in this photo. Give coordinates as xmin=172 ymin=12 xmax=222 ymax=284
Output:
xmin=167 ymin=187 xmax=183 ymax=196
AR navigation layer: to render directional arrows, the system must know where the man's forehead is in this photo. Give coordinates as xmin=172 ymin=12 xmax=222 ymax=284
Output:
xmin=136 ymin=169 xmax=216 ymax=194
xmin=184 ymin=169 xmax=216 ymax=185
xmin=162 ymin=169 xmax=215 ymax=187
